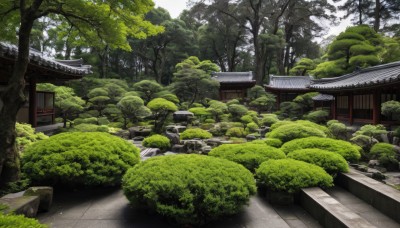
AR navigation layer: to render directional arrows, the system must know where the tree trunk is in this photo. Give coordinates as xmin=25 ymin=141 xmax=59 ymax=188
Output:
xmin=374 ymin=0 xmax=381 ymax=32
xmin=0 ymin=13 xmax=35 ymax=186
xmin=358 ymin=0 xmax=363 ymax=25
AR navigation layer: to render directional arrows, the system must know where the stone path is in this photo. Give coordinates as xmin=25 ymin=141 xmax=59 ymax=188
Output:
xmin=38 ymin=188 xmax=320 ymax=228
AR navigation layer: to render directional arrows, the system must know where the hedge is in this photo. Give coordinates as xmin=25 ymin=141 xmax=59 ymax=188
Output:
xmin=180 ymin=128 xmax=212 ymax=140
xmin=225 ymin=127 xmax=247 ymax=138
xmin=248 ymin=138 xmax=283 ymax=148
xmin=209 ymin=143 xmax=286 ymax=172
xmin=287 ymin=149 xmax=349 ymax=176
xmin=122 ymin=155 xmax=256 ymax=225
xmin=0 ymin=214 xmax=47 ymax=228
xmin=142 ymin=134 xmax=171 ymax=151
xmin=266 ymin=123 xmax=327 ymax=143
xmin=255 ymin=159 xmax=334 ymax=193
xmin=370 ymin=143 xmax=399 ymax=170
xmin=281 ymin=137 xmax=361 ymax=162
xmin=22 ymin=132 xmax=140 ymax=187
xmin=16 ymin=122 xmax=48 ymax=151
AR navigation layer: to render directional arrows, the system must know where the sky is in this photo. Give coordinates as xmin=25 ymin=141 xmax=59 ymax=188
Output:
xmin=152 ymin=0 xmax=352 ymax=39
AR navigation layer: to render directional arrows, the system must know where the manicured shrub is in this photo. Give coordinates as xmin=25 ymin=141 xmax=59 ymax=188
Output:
xmin=74 ymin=117 xmax=98 ymax=125
xmin=249 ymin=138 xmax=283 ymax=148
xmin=22 ymin=132 xmax=140 ymax=187
xmin=180 ymin=128 xmax=212 ymax=140
xmin=328 ymin=121 xmax=348 ymax=140
xmin=287 ymin=149 xmax=349 ymax=175
xmin=0 ymin=214 xmax=47 ymax=228
xmin=260 ymin=114 xmax=279 ymax=127
xmin=226 ymin=127 xmax=247 ymax=138
xmin=281 ymin=137 xmax=361 ymax=162
xmin=73 ymin=123 xmax=109 ymax=132
xmin=142 ymin=134 xmax=171 ymax=151
xmin=122 ymin=155 xmax=256 ymax=225
xmin=370 ymin=143 xmax=399 ymax=170
xmin=354 ymin=124 xmax=387 ymax=139
xmin=267 ymin=123 xmax=326 ymax=143
xmin=350 ymin=134 xmax=378 ymax=154
xmin=209 ymin=143 xmax=286 ymax=172
xmin=255 ymin=159 xmax=334 ymax=193
xmin=98 ymin=117 xmax=110 ymax=125
xmin=246 ymin=122 xmax=259 ymax=133
xmin=304 ymin=110 xmax=329 ymax=124
xmin=16 ymin=122 xmax=48 ymax=151
xmin=204 ymin=118 xmax=216 ymax=124
xmin=270 ymin=121 xmax=292 ymax=130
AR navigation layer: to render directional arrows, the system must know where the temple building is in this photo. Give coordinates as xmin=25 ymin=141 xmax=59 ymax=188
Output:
xmin=0 ymin=42 xmax=91 ymax=127
xmin=212 ymin=72 xmax=256 ymax=101
xmin=310 ymin=61 xmax=400 ymax=125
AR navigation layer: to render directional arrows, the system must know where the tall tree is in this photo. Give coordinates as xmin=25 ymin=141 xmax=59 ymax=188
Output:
xmin=334 ymin=0 xmax=372 ymax=25
xmin=0 ymin=0 xmax=161 ymax=186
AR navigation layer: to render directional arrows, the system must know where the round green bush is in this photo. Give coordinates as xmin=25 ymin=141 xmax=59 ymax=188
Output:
xmin=142 ymin=134 xmax=171 ymax=151
xmin=204 ymin=118 xmax=216 ymax=124
xmin=226 ymin=127 xmax=247 ymax=138
xmin=281 ymin=137 xmax=361 ymax=162
xmin=122 ymin=154 xmax=256 ymax=225
xmin=72 ymin=123 xmax=109 ymax=132
xmin=255 ymin=159 xmax=334 ymax=193
xmin=287 ymin=149 xmax=349 ymax=175
xmin=22 ymin=132 xmax=140 ymax=187
xmin=266 ymin=123 xmax=327 ymax=143
xmin=208 ymin=143 xmax=286 ymax=172
xmin=271 ymin=120 xmax=330 ymax=136
xmin=249 ymin=138 xmax=283 ymax=148
xmin=180 ymin=128 xmax=212 ymax=140
xmin=370 ymin=143 xmax=399 ymax=170
xmin=246 ymin=122 xmax=259 ymax=133
xmin=260 ymin=114 xmax=279 ymax=126
xmin=0 ymin=214 xmax=47 ymax=228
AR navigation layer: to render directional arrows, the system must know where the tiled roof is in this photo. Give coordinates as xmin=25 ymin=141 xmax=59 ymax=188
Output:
xmin=310 ymin=61 xmax=400 ymax=90
xmin=312 ymin=93 xmax=334 ymax=101
xmin=266 ymin=75 xmax=311 ymax=90
xmin=212 ymin=72 xmax=255 ymax=83
xmin=0 ymin=42 xmax=92 ymax=75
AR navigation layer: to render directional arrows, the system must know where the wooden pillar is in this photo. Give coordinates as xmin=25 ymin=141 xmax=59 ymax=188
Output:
xmin=372 ymin=90 xmax=380 ymax=124
xmin=332 ymin=95 xmax=337 ymax=120
xmin=276 ymin=91 xmax=281 ymax=110
xmin=29 ymin=76 xmax=37 ymax=127
xmin=349 ymin=93 xmax=353 ymax=125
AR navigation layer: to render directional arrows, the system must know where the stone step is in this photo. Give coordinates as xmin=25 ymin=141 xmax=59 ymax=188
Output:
xmin=0 ymin=195 xmax=40 ymax=218
xmin=336 ymin=169 xmax=400 ymax=223
xmin=325 ymin=186 xmax=399 ymax=228
xmin=300 ymin=187 xmax=376 ymax=228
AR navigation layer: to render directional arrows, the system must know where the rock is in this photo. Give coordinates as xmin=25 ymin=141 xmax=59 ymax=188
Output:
xmin=368 ymin=160 xmax=380 ymax=167
xmin=356 ymin=165 xmax=369 ymax=172
xmin=140 ymin=148 xmax=161 ymax=158
xmin=259 ymin=127 xmax=270 ymax=136
xmin=246 ymin=134 xmax=257 ymax=141
xmin=165 ymin=131 xmax=180 ymax=145
xmin=23 ymin=186 xmax=53 ymax=212
xmin=171 ymin=144 xmax=184 ymax=153
xmin=381 ymin=133 xmax=390 ymax=143
xmin=182 ymin=140 xmax=209 ymax=154
xmin=0 ymin=195 xmax=40 ymax=218
xmin=128 ymin=127 xmax=151 ymax=139
xmin=133 ymin=136 xmax=145 ymax=141
xmin=204 ymin=138 xmax=222 ymax=148
xmin=393 ymin=137 xmax=399 ymax=146
xmin=112 ymin=130 xmax=130 ymax=139
xmin=173 ymin=111 xmax=194 ymax=122
xmin=372 ymin=172 xmax=386 ymax=181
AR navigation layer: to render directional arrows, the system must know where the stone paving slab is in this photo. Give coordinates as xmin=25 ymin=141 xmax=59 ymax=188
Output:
xmin=37 ymin=187 xmax=318 ymax=228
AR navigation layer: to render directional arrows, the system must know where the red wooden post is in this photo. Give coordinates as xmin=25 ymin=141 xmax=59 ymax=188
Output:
xmin=332 ymin=95 xmax=337 ymax=120
xmin=29 ymin=76 xmax=37 ymax=127
xmin=372 ymin=90 xmax=380 ymax=124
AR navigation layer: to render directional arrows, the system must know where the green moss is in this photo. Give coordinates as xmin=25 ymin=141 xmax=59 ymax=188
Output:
xmin=22 ymin=132 xmax=140 ymax=187
xmin=142 ymin=134 xmax=171 ymax=151
xmin=256 ymin=159 xmax=334 ymax=193
xmin=122 ymin=155 xmax=256 ymax=225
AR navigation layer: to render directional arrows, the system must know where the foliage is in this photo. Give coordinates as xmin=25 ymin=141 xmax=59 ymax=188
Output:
xmin=15 ymin=123 xmax=48 ymax=152
xmin=354 ymin=124 xmax=387 ymax=139
xmin=180 ymin=128 xmax=212 ymax=140
xmin=381 ymin=100 xmax=400 ymax=121
xmin=74 ymin=117 xmax=98 ymax=125
xmin=22 ymin=132 xmax=140 ymax=187
xmin=171 ymin=56 xmax=220 ymax=106
xmin=209 ymin=143 xmax=286 ymax=172
xmin=117 ymin=96 xmax=151 ymax=129
xmin=350 ymin=135 xmax=378 ymax=154
xmin=248 ymin=85 xmax=267 ymax=100
xmin=287 ymin=149 xmax=349 ymax=175
xmin=370 ymin=143 xmax=399 ymax=170
xmin=88 ymin=88 xmax=110 ymax=115
xmin=132 ymin=80 xmax=164 ymax=104
xmin=188 ymin=107 xmax=211 ymax=118
xmin=0 ymin=214 xmax=47 ymax=228
xmin=304 ymin=110 xmax=329 ymax=124
xmin=226 ymin=127 xmax=247 ymax=138
xmin=249 ymin=138 xmax=283 ymax=148
xmin=246 ymin=122 xmax=259 ymax=133
xmin=328 ymin=120 xmax=348 ymax=140
xmin=73 ymin=124 xmax=109 ymax=133
xmin=293 ymin=92 xmax=319 ymax=115
xmin=228 ymin=104 xmax=248 ymax=121
xmin=267 ymin=123 xmax=327 ymax=143
xmin=207 ymin=100 xmax=228 ymax=122
xmin=122 ymin=155 xmax=256 ymax=225
xmin=226 ymin=99 xmax=240 ymax=106
xmin=289 ymin=58 xmax=316 ymax=76
xmin=142 ymin=134 xmax=171 ymax=151
xmin=260 ymin=114 xmax=280 ymax=127
xmin=281 ymin=137 xmax=362 ymax=162
xmin=279 ymin=101 xmax=302 ymax=119
xmin=147 ymin=98 xmax=178 ymax=133
xmin=249 ymin=94 xmax=276 ymax=114
xmin=255 ymin=159 xmax=334 ymax=193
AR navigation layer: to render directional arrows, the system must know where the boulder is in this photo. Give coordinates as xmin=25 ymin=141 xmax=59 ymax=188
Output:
xmin=0 ymin=195 xmax=39 ymax=218
xmin=23 ymin=186 xmax=53 ymax=212
xmin=246 ymin=134 xmax=257 ymax=141
xmin=368 ymin=160 xmax=380 ymax=167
